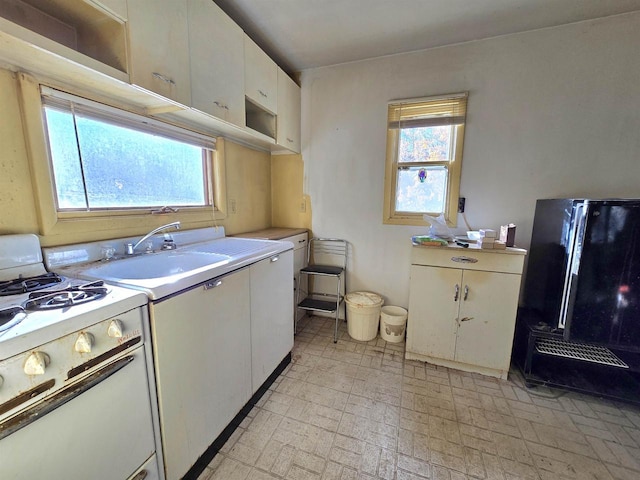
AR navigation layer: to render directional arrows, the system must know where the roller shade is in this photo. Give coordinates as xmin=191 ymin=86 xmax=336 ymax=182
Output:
xmin=40 ymin=86 xmax=216 ymax=150
xmin=388 ymin=93 xmax=468 ymax=129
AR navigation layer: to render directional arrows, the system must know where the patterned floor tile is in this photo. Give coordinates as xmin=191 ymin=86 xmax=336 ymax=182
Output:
xmin=203 ymin=316 xmax=640 ymax=480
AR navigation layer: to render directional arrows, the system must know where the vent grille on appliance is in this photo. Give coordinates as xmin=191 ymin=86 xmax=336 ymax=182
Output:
xmin=535 ymin=338 xmax=629 ymax=368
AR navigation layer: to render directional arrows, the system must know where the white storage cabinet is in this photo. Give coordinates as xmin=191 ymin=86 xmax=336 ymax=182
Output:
xmin=127 ymin=0 xmax=191 ymax=105
xmin=150 ymin=268 xmax=252 ymax=480
xmin=187 ymin=0 xmax=245 ymax=127
xmin=276 ymin=67 xmax=301 ymax=153
xmin=250 ymin=249 xmax=294 ymax=392
xmin=406 ymin=245 xmax=526 ymax=379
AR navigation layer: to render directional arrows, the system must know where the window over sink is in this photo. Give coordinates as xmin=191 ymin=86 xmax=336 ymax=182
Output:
xmin=43 ymin=90 xmax=213 ymax=211
xmin=18 ymin=74 xmax=227 ymax=244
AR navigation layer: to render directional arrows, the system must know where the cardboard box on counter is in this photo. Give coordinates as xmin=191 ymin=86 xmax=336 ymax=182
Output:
xmin=479 ymin=229 xmax=497 ymax=238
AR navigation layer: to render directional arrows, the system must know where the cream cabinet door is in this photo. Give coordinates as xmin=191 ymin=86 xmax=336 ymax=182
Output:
xmin=150 ymin=269 xmax=251 ymax=480
xmin=127 ymin=0 xmax=191 ymax=105
xmin=250 ymin=250 xmax=294 ymax=392
xmin=276 ymin=67 xmax=301 ymax=153
xmin=407 ymin=265 xmax=459 ymax=361
xmin=187 ymin=0 xmax=245 ymax=126
xmin=454 ymin=270 xmax=521 ymax=371
xmin=244 ymin=34 xmax=277 ymax=113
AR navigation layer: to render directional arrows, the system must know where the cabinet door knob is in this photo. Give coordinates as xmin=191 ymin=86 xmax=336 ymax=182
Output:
xmin=454 ymin=284 xmax=460 ymax=302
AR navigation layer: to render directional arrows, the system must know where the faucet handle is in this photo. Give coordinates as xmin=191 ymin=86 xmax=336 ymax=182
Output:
xmin=125 ymin=243 xmax=135 ymax=255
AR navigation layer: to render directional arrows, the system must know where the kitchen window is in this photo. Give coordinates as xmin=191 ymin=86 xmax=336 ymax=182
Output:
xmin=42 ymin=91 xmax=213 ymax=211
xmin=18 ymin=74 xmax=227 ymax=242
xmin=383 ymin=93 xmax=467 ymax=226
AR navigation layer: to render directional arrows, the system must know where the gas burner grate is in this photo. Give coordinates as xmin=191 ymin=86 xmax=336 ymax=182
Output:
xmin=24 ymin=281 xmax=107 ymax=311
xmin=535 ymin=337 xmax=629 ymax=368
xmin=0 ymin=272 xmax=64 ymax=296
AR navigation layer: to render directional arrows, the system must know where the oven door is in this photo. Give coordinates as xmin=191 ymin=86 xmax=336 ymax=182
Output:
xmin=0 ymin=347 xmax=157 ymax=480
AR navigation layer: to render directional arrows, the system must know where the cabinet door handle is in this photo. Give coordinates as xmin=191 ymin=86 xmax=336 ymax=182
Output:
xmin=271 ymin=255 xmax=279 ymax=262
xmin=463 ymin=285 xmax=469 ymax=301
xmin=204 ymin=280 xmax=223 ymax=290
xmin=298 ymin=239 xmax=306 ymax=244
xmin=258 ymin=89 xmax=268 ymax=98
xmin=451 ymin=256 xmax=478 ymax=264
xmin=213 ymin=101 xmax=229 ymax=110
xmin=454 ymin=284 xmax=459 ymax=302
xmin=460 ymin=317 xmax=474 ymax=322
xmin=152 ymin=72 xmax=176 ymax=85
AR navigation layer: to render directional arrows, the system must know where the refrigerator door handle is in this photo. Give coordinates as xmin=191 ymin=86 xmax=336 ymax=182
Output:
xmin=558 ymin=201 xmax=587 ymax=329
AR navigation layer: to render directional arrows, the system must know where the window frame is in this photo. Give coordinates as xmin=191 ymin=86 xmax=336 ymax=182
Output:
xmin=383 ymin=93 xmax=467 ymax=227
xmin=18 ymin=73 xmax=227 ymax=243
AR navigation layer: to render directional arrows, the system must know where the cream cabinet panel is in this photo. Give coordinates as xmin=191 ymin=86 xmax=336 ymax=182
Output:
xmin=407 ymin=265 xmax=459 ymax=360
xmin=406 ymin=245 xmax=526 ymax=379
xmin=244 ymin=34 xmax=277 ymax=113
xmin=276 ymin=68 xmax=301 ymax=153
xmin=250 ymin=250 xmax=294 ymax=392
xmin=85 ymin=0 xmax=127 ymax=20
xmin=150 ymin=268 xmax=252 ymax=480
xmin=127 ymin=0 xmax=191 ymax=106
xmin=282 ymin=232 xmax=308 ymax=324
xmin=187 ymin=0 xmax=245 ymax=127
xmin=454 ymin=269 xmax=521 ymax=371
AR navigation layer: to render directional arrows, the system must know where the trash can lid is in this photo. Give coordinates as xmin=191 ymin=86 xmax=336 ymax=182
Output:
xmin=345 ymin=291 xmax=383 ymax=307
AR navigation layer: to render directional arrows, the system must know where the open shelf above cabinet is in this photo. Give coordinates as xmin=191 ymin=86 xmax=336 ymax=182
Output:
xmin=0 ymin=0 xmax=127 ymax=75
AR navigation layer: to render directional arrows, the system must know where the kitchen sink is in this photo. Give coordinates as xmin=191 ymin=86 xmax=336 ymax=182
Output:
xmin=80 ymin=251 xmax=231 ymax=281
xmin=46 ymin=229 xmax=294 ymax=300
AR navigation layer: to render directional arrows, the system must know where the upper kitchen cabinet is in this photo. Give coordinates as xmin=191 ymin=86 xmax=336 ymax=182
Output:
xmin=276 ymin=68 xmax=301 ymax=153
xmin=127 ymin=0 xmax=191 ymax=106
xmin=85 ymin=0 xmax=127 ymax=20
xmin=187 ymin=0 xmax=244 ymax=127
xmin=244 ymin=34 xmax=277 ymax=139
xmin=0 ymin=0 xmax=127 ymax=80
xmin=244 ymin=35 xmax=277 ymax=113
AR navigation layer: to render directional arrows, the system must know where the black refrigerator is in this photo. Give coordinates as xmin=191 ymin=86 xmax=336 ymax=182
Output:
xmin=514 ymin=198 xmax=640 ymax=403
xmin=521 ymin=198 xmax=640 ymax=351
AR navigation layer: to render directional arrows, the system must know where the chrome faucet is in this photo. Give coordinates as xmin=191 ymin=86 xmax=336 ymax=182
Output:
xmin=125 ymin=221 xmax=181 ymax=255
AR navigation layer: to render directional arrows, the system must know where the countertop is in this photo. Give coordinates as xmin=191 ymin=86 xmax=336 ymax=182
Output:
xmin=232 ymin=227 xmax=308 ymax=240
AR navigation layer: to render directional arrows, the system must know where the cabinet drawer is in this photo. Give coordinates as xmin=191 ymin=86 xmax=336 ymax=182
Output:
xmin=283 ymin=232 xmax=308 ymax=251
xmin=411 ymin=246 xmax=525 ymax=274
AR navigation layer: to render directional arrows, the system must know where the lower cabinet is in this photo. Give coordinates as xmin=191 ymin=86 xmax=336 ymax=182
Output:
xmin=406 ymin=245 xmax=526 ymax=379
xmin=150 ymin=268 xmax=252 ymax=480
xmin=149 ymin=251 xmax=294 ymax=479
xmin=250 ymin=250 xmax=294 ymax=392
xmin=281 ymin=232 xmax=308 ymax=325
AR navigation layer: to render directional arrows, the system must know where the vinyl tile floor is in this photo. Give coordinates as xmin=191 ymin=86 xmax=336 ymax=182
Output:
xmin=198 ymin=316 xmax=640 ymax=480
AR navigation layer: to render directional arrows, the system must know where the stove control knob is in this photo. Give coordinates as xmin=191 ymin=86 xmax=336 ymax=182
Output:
xmin=74 ymin=332 xmax=94 ymax=353
xmin=24 ymin=352 xmax=50 ymax=376
xmin=107 ymin=319 xmax=123 ymax=338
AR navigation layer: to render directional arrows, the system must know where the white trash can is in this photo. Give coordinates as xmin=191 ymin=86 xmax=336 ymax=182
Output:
xmin=380 ymin=306 xmax=408 ymax=343
xmin=345 ymin=292 xmax=384 ymax=341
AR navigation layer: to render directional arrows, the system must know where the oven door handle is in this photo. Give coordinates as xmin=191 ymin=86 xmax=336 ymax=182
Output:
xmin=0 ymin=355 xmax=135 ymax=441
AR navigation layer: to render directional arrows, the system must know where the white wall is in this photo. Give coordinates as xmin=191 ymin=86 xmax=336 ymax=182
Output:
xmin=300 ymin=12 xmax=640 ymax=308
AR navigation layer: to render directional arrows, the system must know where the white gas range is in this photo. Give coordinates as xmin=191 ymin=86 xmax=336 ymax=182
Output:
xmin=0 ymin=234 xmax=162 ymax=480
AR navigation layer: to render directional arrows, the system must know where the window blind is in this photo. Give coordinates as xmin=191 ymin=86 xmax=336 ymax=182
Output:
xmin=388 ymin=93 xmax=468 ymax=129
xmin=40 ymin=86 xmax=216 ymax=150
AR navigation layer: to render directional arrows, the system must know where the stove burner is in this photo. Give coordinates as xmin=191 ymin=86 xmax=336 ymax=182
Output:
xmin=0 ymin=272 xmax=64 ymax=296
xmin=0 ymin=306 xmax=26 ymax=333
xmin=24 ymin=281 xmax=108 ymax=311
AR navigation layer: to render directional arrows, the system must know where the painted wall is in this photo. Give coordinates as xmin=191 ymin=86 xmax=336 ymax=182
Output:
xmin=271 ymin=153 xmax=311 ymax=230
xmin=300 ymin=12 xmax=640 ymax=308
xmin=0 ymin=68 xmax=272 ymax=243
